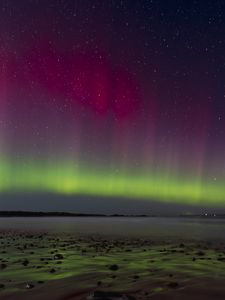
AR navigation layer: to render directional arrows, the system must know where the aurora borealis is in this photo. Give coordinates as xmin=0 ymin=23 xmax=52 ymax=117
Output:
xmin=1 ymin=0 xmax=225 ymax=208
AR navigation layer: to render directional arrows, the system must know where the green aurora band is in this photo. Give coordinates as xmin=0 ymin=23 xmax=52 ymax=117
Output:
xmin=0 ymin=158 xmax=225 ymax=206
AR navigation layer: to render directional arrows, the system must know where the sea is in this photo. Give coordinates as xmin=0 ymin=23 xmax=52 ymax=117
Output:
xmin=0 ymin=216 xmax=224 ymax=240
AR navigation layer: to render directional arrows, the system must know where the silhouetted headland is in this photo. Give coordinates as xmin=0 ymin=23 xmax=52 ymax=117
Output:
xmin=0 ymin=211 xmax=224 ymax=218
xmin=0 ymin=211 xmax=148 ymax=217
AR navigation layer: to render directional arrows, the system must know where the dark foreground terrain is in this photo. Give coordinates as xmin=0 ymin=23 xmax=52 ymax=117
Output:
xmin=0 ymin=231 xmax=225 ymax=299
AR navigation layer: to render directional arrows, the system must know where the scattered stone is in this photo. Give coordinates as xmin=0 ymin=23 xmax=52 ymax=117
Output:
xmin=196 ymin=251 xmax=205 ymax=256
xmin=49 ymin=268 xmax=56 ymax=273
xmin=109 ymin=264 xmax=119 ymax=271
xmin=54 ymin=253 xmax=64 ymax=260
xmin=22 ymin=259 xmax=29 ymax=266
xmin=88 ymin=291 xmax=135 ymax=300
xmin=217 ymin=257 xmax=225 ymax=261
xmin=0 ymin=263 xmax=7 ymax=269
xmin=26 ymin=283 xmax=34 ymax=289
xmin=167 ymin=282 xmax=179 ymax=289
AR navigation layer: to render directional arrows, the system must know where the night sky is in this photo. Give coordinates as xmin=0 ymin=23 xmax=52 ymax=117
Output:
xmin=0 ymin=0 xmax=225 ymax=213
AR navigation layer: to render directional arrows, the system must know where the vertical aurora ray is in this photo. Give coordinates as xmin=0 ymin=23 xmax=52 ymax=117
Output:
xmin=0 ymin=50 xmax=8 ymax=159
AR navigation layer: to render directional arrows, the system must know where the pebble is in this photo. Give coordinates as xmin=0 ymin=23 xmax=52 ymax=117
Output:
xmin=109 ymin=264 xmax=119 ymax=271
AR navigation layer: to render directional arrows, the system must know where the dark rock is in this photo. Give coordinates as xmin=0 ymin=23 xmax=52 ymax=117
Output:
xmin=26 ymin=283 xmax=34 ymax=289
xmin=196 ymin=251 xmax=205 ymax=256
xmin=167 ymin=282 xmax=179 ymax=289
xmin=91 ymin=291 xmax=124 ymax=298
xmin=49 ymin=268 xmax=56 ymax=273
xmin=0 ymin=263 xmax=7 ymax=269
xmin=91 ymin=291 xmax=136 ymax=300
xmin=0 ymin=284 xmax=5 ymax=289
xmin=22 ymin=259 xmax=29 ymax=266
xmin=109 ymin=264 xmax=119 ymax=271
xmin=217 ymin=257 xmax=225 ymax=261
xmin=54 ymin=253 xmax=64 ymax=260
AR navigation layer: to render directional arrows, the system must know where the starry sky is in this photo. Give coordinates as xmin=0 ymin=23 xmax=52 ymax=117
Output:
xmin=0 ymin=0 xmax=225 ymax=213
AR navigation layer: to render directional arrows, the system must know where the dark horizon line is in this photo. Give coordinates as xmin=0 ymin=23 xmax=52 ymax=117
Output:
xmin=0 ymin=211 xmax=224 ymax=218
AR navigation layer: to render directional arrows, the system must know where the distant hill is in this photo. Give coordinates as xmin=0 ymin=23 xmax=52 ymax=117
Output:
xmin=0 ymin=211 xmax=148 ymax=217
xmin=0 ymin=211 xmax=224 ymax=218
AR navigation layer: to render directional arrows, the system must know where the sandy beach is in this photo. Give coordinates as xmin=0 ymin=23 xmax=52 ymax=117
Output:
xmin=0 ymin=231 xmax=225 ymax=299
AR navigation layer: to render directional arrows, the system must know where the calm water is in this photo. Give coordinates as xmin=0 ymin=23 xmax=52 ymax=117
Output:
xmin=0 ymin=217 xmax=225 ymax=240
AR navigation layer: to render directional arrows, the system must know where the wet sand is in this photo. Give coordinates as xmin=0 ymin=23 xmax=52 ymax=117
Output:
xmin=0 ymin=231 xmax=225 ymax=299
